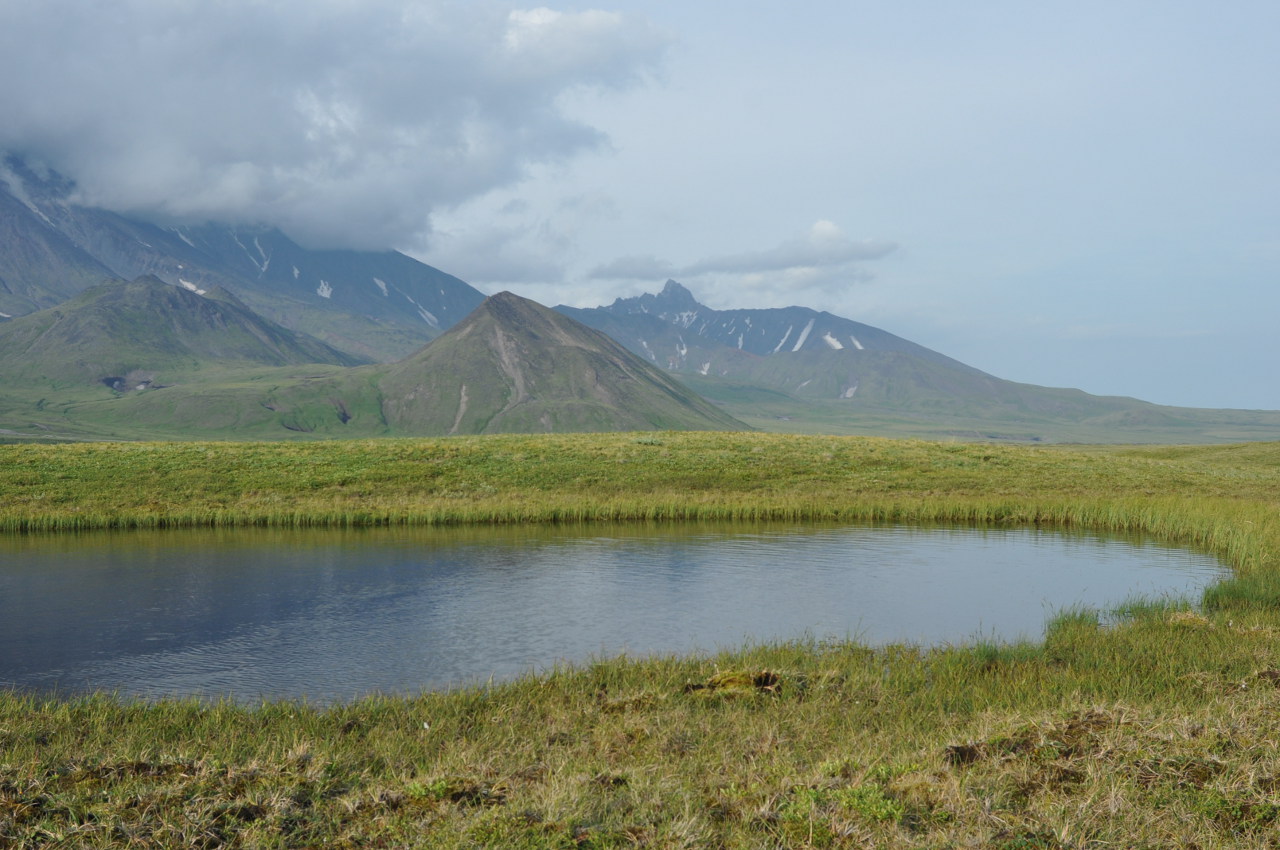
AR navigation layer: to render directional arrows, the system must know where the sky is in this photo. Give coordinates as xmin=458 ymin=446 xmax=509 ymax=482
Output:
xmin=1 ymin=1 xmax=1276 ymax=409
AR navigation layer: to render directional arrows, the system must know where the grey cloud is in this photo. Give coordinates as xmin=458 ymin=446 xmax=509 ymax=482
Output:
xmin=425 ymin=221 xmax=566 ymax=285
xmin=682 ymin=222 xmax=897 ymax=276
xmin=587 ymin=221 xmax=895 ymax=286
xmin=0 ymin=1 xmax=668 ymax=250
xmin=587 ymin=255 xmax=677 ymax=280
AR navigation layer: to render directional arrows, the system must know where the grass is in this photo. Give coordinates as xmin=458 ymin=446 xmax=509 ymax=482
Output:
xmin=3 ymin=432 xmax=1280 ymax=846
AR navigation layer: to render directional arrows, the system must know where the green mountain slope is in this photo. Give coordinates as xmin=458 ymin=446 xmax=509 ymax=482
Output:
xmin=0 ymin=287 xmax=745 ymax=440
xmin=0 ymin=277 xmax=363 ymax=389
xmin=379 ymin=292 xmax=747 ymax=434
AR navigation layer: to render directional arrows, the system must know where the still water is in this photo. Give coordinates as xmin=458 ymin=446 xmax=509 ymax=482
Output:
xmin=0 ymin=523 xmax=1224 ymax=703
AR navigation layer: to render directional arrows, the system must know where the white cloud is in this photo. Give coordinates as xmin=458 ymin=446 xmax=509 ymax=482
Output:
xmin=584 ymin=220 xmax=895 ymax=300
xmin=0 ymin=1 xmax=668 ymax=250
xmin=683 ymin=221 xmax=897 ymax=275
xmin=426 ymin=220 xmax=565 ymax=286
xmin=587 ymin=255 xmax=677 ymax=280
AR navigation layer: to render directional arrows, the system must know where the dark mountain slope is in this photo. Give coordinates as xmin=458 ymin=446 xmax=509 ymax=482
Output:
xmin=0 ymin=157 xmax=486 ymax=360
xmin=557 ymin=280 xmax=1280 ymax=442
xmin=0 ymin=170 xmax=117 ymax=314
xmin=558 ymin=280 xmax=972 ymax=372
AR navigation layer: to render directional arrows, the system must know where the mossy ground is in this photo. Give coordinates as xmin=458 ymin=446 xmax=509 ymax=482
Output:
xmin=3 ymin=433 xmax=1280 ymax=847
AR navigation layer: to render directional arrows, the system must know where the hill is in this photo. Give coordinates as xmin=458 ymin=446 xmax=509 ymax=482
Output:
xmin=379 ymin=291 xmax=747 ymax=434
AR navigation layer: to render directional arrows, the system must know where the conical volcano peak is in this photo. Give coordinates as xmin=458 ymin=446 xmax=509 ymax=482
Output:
xmin=379 ymin=290 xmax=746 ymax=434
xmin=445 ymin=290 xmax=589 ymax=350
xmin=477 ymin=290 xmax=541 ymax=317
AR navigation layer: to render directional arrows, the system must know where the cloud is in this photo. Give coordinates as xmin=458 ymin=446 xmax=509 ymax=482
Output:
xmin=422 ymin=187 xmax=622 ymax=286
xmin=682 ymin=221 xmax=897 ymax=276
xmin=586 ymin=221 xmax=896 ymax=298
xmin=587 ymin=255 xmax=677 ymax=280
xmin=0 ymin=1 xmax=668 ymax=250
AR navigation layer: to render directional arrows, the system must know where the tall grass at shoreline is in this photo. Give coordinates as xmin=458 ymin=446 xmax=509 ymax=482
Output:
xmin=4 ymin=433 xmax=1280 ymax=846
xmin=4 ymin=433 xmax=1277 ymax=604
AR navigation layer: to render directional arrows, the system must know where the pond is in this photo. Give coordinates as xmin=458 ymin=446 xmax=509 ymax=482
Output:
xmin=0 ymin=523 xmax=1225 ymax=703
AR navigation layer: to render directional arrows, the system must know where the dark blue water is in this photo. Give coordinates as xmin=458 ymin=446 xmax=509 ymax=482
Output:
xmin=0 ymin=523 xmax=1224 ymax=702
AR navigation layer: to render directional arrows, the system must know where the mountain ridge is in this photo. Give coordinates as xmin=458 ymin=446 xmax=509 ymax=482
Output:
xmin=0 ymin=156 xmax=486 ymax=361
xmin=0 ymin=284 xmax=745 ymax=440
xmin=559 ymin=280 xmax=1280 ymax=442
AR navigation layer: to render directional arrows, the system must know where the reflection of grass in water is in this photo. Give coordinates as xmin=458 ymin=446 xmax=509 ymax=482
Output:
xmin=2 ymin=433 xmax=1275 ymax=605
xmin=2 ymin=433 xmax=1280 ymax=845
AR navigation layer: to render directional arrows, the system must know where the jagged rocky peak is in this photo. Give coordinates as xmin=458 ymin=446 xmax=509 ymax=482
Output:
xmin=608 ymin=279 xmax=703 ymax=316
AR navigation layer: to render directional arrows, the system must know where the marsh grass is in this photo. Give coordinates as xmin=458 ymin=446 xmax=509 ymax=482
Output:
xmin=3 ymin=433 xmax=1280 ymax=846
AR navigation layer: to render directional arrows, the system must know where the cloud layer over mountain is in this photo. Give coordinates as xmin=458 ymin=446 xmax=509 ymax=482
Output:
xmin=587 ymin=221 xmax=896 ymax=298
xmin=0 ymin=0 xmax=667 ymax=250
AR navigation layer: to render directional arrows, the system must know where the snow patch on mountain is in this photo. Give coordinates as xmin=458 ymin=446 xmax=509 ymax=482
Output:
xmin=405 ymin=295 xmax=439 ymax=327
xmin=253 ymin=237 xmax=270 ymax=274
xmin=233 ymin=233 xmax=267 ymax=274
xmin=822 ymin=333 xmax=844 ymax=350
xmin=671 ymin=311 xmax=698 ymax=329
xmin=792 ymin=319 xmax=815 ymax=351
xmin=317 ymin=280 xmax=333 ymax=299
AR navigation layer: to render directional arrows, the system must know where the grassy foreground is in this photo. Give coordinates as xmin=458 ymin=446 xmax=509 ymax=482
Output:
xmin=3 ymin=433 xmax=1280 ymax=847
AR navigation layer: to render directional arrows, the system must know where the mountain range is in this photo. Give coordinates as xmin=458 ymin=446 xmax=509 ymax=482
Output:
xmin=0 ymin=156 xmax=484 ymax=362
xmin=2 ymin=155 xmax=1278 ymax=444
xmin=558 ymin=281 xmax=1280 ymax=443
xmin=0 ymin=277 xmax=741 ymax=440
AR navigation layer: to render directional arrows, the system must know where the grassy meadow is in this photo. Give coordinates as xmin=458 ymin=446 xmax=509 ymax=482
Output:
xmin=3 ymin=432 xmax=1280 ymax=847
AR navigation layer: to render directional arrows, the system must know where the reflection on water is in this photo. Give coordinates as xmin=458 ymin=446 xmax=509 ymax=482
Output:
xmin=0 ymin=522 xmax=1225 ymax=703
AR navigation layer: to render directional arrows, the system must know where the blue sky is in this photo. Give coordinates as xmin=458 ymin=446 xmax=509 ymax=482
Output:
xmin=2 ymin=1 xmax=1276 ymax=408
